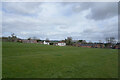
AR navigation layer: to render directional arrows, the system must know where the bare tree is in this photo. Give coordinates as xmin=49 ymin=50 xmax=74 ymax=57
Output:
xmin=105 ymin=37 xmax=115 ymax=44
xmin=110 ymin=37 xmax=115 ymax=44
xmin=82 ymin=40 xmax=87 ymax=43
xmin=11 ymin=33 xmax=17 ymax=42
xmin=105 ymin=37 xmax=110 ymax=43
xmin=8 ymin=36 xmax=11 ymax=41
xmin=65 ymin=37 xmax=73 ymax=45
xmin=99 ymin=40 xmax=102 ymax=43
xmin=46 ymin=38 xmax=49 ymax=42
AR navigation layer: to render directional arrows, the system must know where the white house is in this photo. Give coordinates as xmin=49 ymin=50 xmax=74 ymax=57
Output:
xmin=57 ymin=42 xmax=66 ymax=46
xmin=43 ymin=41 xmax=49 ymax=45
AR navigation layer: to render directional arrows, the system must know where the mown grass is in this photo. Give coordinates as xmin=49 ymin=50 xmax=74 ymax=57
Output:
xmin=2 ymin=42 xmax=118 ymax=78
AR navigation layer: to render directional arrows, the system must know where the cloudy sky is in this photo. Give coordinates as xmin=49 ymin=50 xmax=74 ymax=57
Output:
xmin=2 ymin=2 xmax=118 ymax=42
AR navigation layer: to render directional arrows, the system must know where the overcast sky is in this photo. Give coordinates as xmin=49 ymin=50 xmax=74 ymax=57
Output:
xmin=2 ymin=2 xmax=118 ymax=42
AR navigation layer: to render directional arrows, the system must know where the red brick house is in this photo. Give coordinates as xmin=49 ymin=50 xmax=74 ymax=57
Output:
xmin=73 ymin=43 xmax=105 ymax=48
xmin=22 ymin=39 xmax=37 ymax=43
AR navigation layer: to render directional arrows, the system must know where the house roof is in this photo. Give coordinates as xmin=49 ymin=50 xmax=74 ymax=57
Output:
xmin=74 ymin=43 xmax=104 ymax=46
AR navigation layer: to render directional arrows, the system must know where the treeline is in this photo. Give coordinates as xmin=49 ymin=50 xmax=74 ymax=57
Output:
xmin=1 ymin=33 xmax=118 ymax=45
xmin=2 ymin=33 xmax=18 ymax=42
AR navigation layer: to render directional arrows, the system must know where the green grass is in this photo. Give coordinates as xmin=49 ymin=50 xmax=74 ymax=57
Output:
xmin=2 ymin=42 xmax=118 ymax=78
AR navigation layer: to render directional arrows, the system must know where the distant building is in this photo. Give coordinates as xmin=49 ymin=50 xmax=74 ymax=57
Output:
xmin=2 ymin=37 xmax=9 ymax=42
xmin=38 ymin=41 xmax=43 ymax=44
xmin=53 ymin=43 xmax=58 ymax=46
xmin=22 ymin=39 xmax=37 ymax=43
xmin=104 ymin=43 xmax=113 ymax=48
xmin=2 ymin=37 xmax=18 ymax=42
xmin=49 ymin=41 xmax=66 ymax=46
xmin=92 ymin=43 xmax=105 ymax=48
xmin=73 ymin=43 xmax=105 ymax=48
xmin=114 ymin=43 xmax=120 ymax=49
xmin=43 ymin=41 xmax=49 ymax=45
xmin=57 ymin=42 xmax=66 ymax=46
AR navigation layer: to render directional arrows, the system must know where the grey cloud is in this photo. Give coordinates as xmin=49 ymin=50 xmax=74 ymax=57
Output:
xmin=86 ymin=2 xmax=118 ymax=20
xmin=71 ymin=2 xmax=118 ymax=20
xmin=2 ymin=2 xmax=118 ymax=42
xmin=72 ymin=2 xmax=92 ymax=12
xmin=2 ymin=2 xmax=41 ymax=15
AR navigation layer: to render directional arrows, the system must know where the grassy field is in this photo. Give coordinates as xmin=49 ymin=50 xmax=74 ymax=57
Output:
xmin=2 ymin=42 xmax=118 ymax=78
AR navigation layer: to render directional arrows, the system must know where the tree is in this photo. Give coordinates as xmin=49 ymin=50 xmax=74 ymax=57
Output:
xmin=78 ymin=40 xmax=86 ymax=43
xmin=8 ymin=36 xmax=11 ymax=41
xmin=36 ymin=39 xmax=41 ymax=42
xmin=78 ymin=40 xmax=83 ymax=43
xmin=110 ymin=37 xmax=115 ymax=44
xmin=65 ymin=37 xmax=73 ymax=45
xmin=46 ymin=38 xmax=49 ymax=42
xmin=82 ymin=40 xmax=87 ymax=43
xmin=99 ymin=40 xmax=102 ymax=43
xmin=11 ymin=33 xmax=17 ymax=42
xmin=105 ymin=37 xmax=115 ymax=44
xmin=105 ymin=37 xmax=116 ymax=48
xmin=105 ymin=37 xmax=110 ymax=43
xmin=28 ymin=37 xmax=31 ymax=40
xmin=61 ymin=40 xmax=65 ymax=42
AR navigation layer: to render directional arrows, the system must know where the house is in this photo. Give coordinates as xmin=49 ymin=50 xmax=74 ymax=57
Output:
xmin=72 ymin=43 xmax=80 ymax=47
xmin=38 ymin=41 xmax=43 ymax=44
xmin=53 ymin=43 xmax=58 ymax=46
xmin=47 ymin=41 xmax=66 ymax=46
xmin=92 ymin=43 xmax=105 ymax=48
xmin=2 ymin=37 xmax=9 ymax=42
xmin=113 ymin=43 xmax=120 ymax=49
xmin=17 ymin=39 xmax=22 ymax=43
xmin=43 ymin=41 xmax=49 ymax=45
xmin=80 ymin=44 xmax=93 ymax=48
xmin=73 ymin=43 xmax=93 ymax=48
xmin=73 ymin=43 xmax=105 ymax=48
xmin=104 ymin=43 xmax=113 ymax=48
xmin=22 ymin=39 xmax=37 ymax=43
xmin=57 ymin=42 xmax=66 ymax=46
